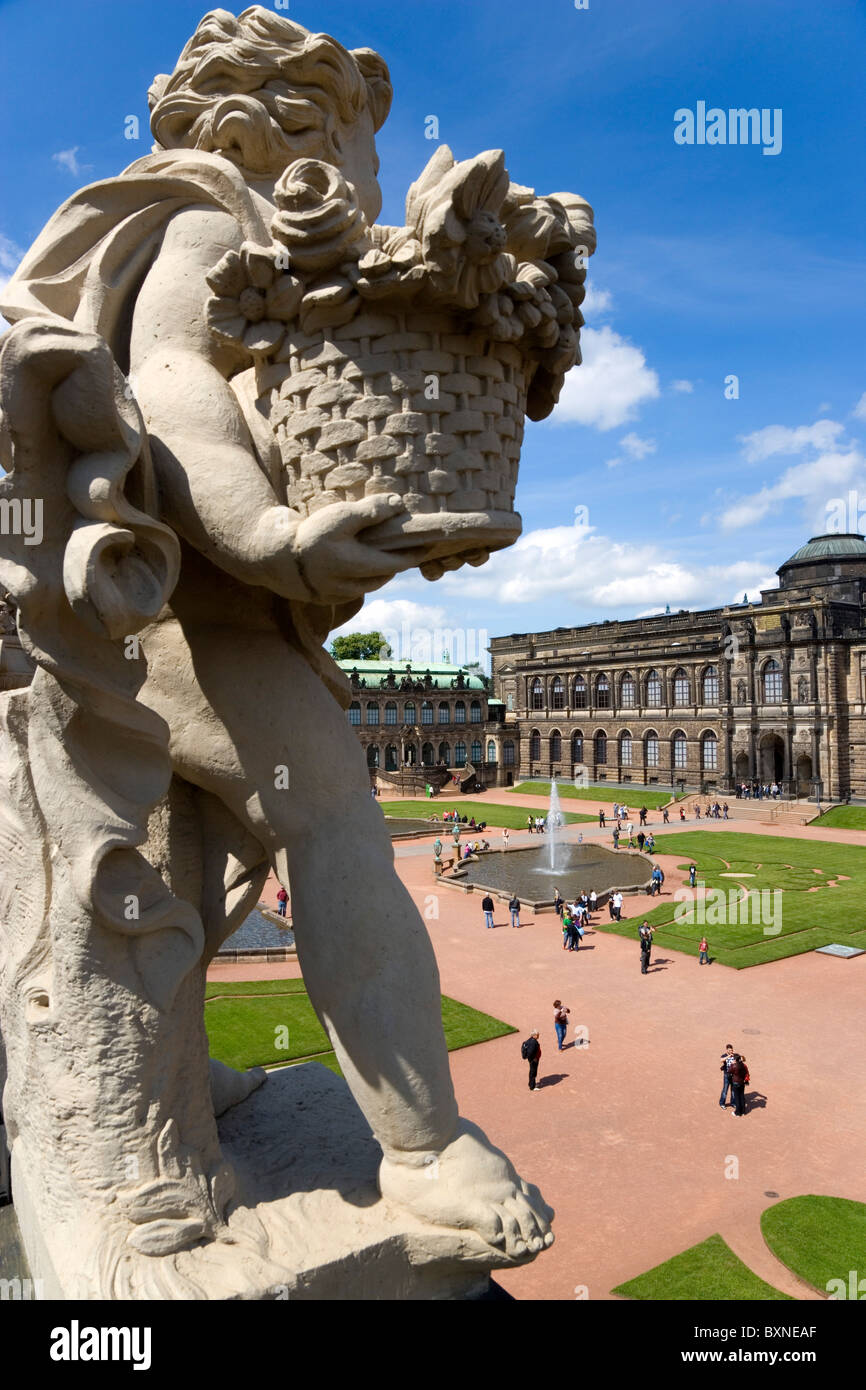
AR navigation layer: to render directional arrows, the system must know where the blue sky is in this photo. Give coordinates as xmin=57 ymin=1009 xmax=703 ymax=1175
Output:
xmin=2 ymin=0 xmax=864 ymax=665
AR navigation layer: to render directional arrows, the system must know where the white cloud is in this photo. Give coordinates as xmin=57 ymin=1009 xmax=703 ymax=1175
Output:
xmin=620 ymin=432 xmax=656 ymax=460
xmin=552 ymin=324 xmax=660 ymax=431
xmin=330 ymin=597 xmax=489 ymax=667
xmin=671 ymin=379 xmax=694 ymax=393
xmin=739 ymin=419 xmax=845 ymax=464
xmin=852 ymin=392 xmax=866 ymax=421
xmin=436 ymin=522 xmax=773 ymax=613
xmin=582 ymin=283 xmax=612 ymax=317
xmin=605 ymin=456 xmax=623 ymax=469
xmin=719 ymin=447 xmax=865 ymax=531
xmin=52 ymin=147 xmax=89 ymax=176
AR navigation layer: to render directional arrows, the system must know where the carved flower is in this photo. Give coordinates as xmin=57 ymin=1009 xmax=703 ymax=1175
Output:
xmin=206 ymin=242 xmax=303 ymax=356
xmin=271 ymin=159 xmax=369 ymax=274
xmin=355 ymin=225 xmax=426 ymax=301
xmin=405 ymin=145 xmax=517 ymax=309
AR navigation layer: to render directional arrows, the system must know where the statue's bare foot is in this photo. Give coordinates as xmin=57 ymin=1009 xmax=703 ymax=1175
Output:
xmin=210 ymin=1058 xmax=267 ymax=1117
xmin=378 ymin=1118 xmax=554 ymax=1262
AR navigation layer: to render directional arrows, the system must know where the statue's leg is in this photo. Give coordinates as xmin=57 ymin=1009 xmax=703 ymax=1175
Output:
xmin=142 ymin=616 xmax=553 ymax=1259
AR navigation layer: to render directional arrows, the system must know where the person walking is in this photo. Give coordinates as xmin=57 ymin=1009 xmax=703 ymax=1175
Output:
xmin=276 ymin=886 xmax=289 ymax=918
xmin=688 ymin=863 xmax=697 ymax=888
xmin=612 ymin=826 xmax=620 ymax=850
xmin=662 ymin=805 xmax=670 ymax=824
xmin=639 ymin=806 xmax=648 ymax=827
xmin=554 ymin=888 xmax=564 ymax=918
xmin=509 ymin=892 xmax=521 ymax=928
xmin=722 ymin=802 xmax=729 ymax=820
xmin=729 ymin=1053 xmax=748 ymax=1116
xmin=598 ymin=808 xmax=606 ymax=828
xmin=626 ymin=821 xmax=634 ymax=848
xmin=719 ymin=1043 xmax=735 ymax=1108
xmin=561 ymin=907 xmax=573 ymax=950
xmin=639 ymin=925 xmax=652 ymax=974
xmin=553 ymin=1000 xmax=570 ymax=1051
xmin=637 ymin=831 xmax=645 ymax=852
xmin=698 ymin=933 xmax=709 ymax=965
xmin=589 ymin=888 xmax=598 ymax=916
xmin=679 ymin=805 xmax=686 ymax=822
xmin=502 ymin=828 xmax=509 ymax=851
xmin=481 ymin=893 xmax=495 ymax=930
xmin=527 ymin=815 xmax=534 ymax=835
xmin=612 ymin=890 xmax=623 ymax=922
xmin=521 ymin=1031 xmax=541 ymax=1090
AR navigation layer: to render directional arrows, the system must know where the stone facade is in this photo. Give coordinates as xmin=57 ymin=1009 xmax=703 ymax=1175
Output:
xmin=338 ymin=659 xmax=510 ymax=788
xmin=490 ymin=535 xmax=866 ymax=801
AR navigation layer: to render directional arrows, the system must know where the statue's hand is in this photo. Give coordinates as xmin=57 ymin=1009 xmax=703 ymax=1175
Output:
xmin=292 ymin=495 xmax=431 ymax=603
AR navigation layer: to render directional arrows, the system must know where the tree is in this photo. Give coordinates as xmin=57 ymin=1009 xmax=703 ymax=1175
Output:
xmin=330 ymin=631 xmax=392 ymax=661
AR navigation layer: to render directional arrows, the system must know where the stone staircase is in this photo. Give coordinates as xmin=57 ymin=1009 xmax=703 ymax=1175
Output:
xmin=675 ymin=794 xmax=818 ymax=827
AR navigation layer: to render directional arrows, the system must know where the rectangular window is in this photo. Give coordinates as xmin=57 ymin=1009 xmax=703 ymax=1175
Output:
xmin=621 ymin=736 xmax=632 ymax=766
xmin=366 ymin=706 xmax=379 ymax=726
xmin=348 ymin=706 xmax=361 ymax=726
xmin=385 ymin=705 xmax=397 ymax=726
xmin=674 ymin=738 xmax=687 ymax=769
xmin=646 ymin=736 xmax=659 ymax=767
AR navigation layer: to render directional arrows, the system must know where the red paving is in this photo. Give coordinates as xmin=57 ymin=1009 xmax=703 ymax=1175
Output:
xmin=209 ymin=807 xmax=866 ymax=1300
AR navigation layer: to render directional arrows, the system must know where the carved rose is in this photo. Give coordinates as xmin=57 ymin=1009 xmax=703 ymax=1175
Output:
xmin=206 ymin=242 xmax=303 ymax=356
xmin=271 ymin=158 xmax=369 ymax=274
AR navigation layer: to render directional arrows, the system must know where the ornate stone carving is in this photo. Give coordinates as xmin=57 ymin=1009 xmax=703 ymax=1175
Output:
xmin=0 ymin=7 xmax=592 ymax=1298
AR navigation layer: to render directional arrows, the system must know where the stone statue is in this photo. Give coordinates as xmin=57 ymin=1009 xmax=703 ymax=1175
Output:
xmin=0 ymin=6 xmax=594 ymax=1299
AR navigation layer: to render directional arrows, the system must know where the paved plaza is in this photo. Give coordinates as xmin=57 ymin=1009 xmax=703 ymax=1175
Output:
xmin=209 ymin=794 xmax=866 ymax=1300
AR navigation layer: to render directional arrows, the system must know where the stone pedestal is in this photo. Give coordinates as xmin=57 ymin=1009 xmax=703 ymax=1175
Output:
xmin=13 ymin=1064 xmax=508 ymax=1300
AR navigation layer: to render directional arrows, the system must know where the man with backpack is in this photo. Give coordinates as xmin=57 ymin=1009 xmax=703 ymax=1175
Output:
xmin=521 ymin=1032 xmax=542 ymax=1090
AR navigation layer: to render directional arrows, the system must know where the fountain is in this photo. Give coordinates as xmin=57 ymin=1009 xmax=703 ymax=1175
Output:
xmin=548 ymin=777 xmax=564 ymax=870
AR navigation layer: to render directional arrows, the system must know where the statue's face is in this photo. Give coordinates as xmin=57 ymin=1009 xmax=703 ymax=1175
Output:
xmin=334 ymin=107 xmax=382 ymax=223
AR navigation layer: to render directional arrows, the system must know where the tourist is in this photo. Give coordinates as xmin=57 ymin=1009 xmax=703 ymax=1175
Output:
xmin=637 ymin=830 xmax=645 ymax=852
xmin=598 ymin=808 xmax=606 ymax=827
xmin=567 ymin=913 xmax=581 ymax=951
xmin=561 ymin=908 xmax=573 ymax=950
xmin=553 ymin=1001 xmax=570 ymax=1051
xmin=722 ymin=802 xmax=729 ymax=820
xmin=527 ymin=815 xmax=534 ymax=834
xmin=688 ymin=863 xmax=697 ymax=888
xmin=509 ymin=892 xmax=521 ymax=928
xmin=679 ymin=805 xmax=686 ymax=822
xmin=639 ymin=923 xmax=653 ymax=974
xmin=728 ymin=1053 xmax=748 ymax=1116
xmin=589 ymin=888 xmax=598 ymax=915
xmin=276 ymin=886 xmax=289 ymax=918
xmin=536 ymin=816 xmax=545 ymax=834
xmin=554 ymin=888 xmax=564 ymax=918
xmin=612 ymin=826 xmax=620 ymax=850
xmin=698 ymin=933 xmax=709 ymax=965
xmin=645 ymin=833 xmax=655 ymax=854
xmin=612 ymin=890 xmax=623 ymax=922
xmin=695 ymin=804 xmax=701 ymax=820
xmin=626 ymin=821 xmax=634 ymax=848
xmin=481 ymin=893 xmax=495 ymax=930
xmin=607 ymin=893 xmax=616 ymax=920
xmin=639 ymin=806 xmax=648 ymax=827
xmin=480 ymin=838 xmax=490 ymax=851
xmin=650 ymin=864 xmax=663 ymax=896
xmin=469 ymin=816 xmax=476 ymax=828
xmin=719 ymin=1043 xmax=735 ymax=1108
xmin=502 ymin=828 xmax=510 ymax=851
xmin=522 ymin=1031 xmax=541 ymax=1091
xmin=662 ymin=805 xmax=670 ymax=824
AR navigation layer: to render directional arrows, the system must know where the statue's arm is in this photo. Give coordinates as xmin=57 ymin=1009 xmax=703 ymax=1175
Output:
xmin=129 ymin=207 xmax=309 ymax=600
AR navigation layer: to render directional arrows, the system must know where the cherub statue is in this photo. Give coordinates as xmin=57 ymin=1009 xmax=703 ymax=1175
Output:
xmin=0 ymin=7 xmax=593 ymax=1297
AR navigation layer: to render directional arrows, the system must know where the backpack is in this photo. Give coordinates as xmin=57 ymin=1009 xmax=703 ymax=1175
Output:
xmin=521 ymin=1038 xmax=538 ymax=1061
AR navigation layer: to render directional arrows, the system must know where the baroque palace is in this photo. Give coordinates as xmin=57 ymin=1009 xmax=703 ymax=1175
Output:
xmin=488 ymin=534 xmax=866 ymax=801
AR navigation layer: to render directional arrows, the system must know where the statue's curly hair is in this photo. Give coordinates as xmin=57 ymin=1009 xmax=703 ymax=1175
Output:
xmin=148 ymin=6 xmax=392 ymax=176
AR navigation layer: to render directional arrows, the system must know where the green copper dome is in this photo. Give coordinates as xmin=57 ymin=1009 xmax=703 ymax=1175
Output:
xmin=780 ymin=533 xmax=866 ymax=567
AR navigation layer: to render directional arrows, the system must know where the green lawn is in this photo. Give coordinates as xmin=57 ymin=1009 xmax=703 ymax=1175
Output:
xmin=811 ymin=806 xmax=866 ymax=830
xmin=205 ymin=979 xmax=517 ymax=1073
xmin=761 ymin=1196 xmax=866 ymax=1294
xmin=510 ymin=780 xmax=673 ymax=810
xmin=379 ymin=798 xmax=594 ymax=828
xmin=595 ymin=830 xmax=866 ymax=967
xmin=613 ymin=1234 xmax=791 ymax=1300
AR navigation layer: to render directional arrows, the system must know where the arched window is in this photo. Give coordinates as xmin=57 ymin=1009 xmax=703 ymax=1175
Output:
xmin=348 ymin=701 xmax=361 ymax=726
xmin=421 ymin=700 xmax=434 ymax=725
xmin=550 ymin=730 xmax=562 ymax=761
xmin=620 ymin=731 xmax=632 ymax=766
xmin=504 ymin=740 xmax=515 ymax=766
xmin=422 ymin=742 xmax=434 ymax=766
xmin=646 ymin=670 xmax=662 ymax=707
xmin=620 ymin=673 xmax=636 ymax=707
xmin=404 ymin=700 xmax=416 ymax=724
xmin=471 ymin=739 xmax=482 ymax=764
xmin=487 ymin=740 xmax=497 ymax=763
xmin=672 ymin=730 xmax=687 ymax=769
xmin=645 ymin=731 xmax=659 ymax=767
xmin=572 ymin=675 xmax=587 ymax=709
xmin=438 ymin=701 xmax=450 ymax=725
xmin=455 ymin=740 xmax=467 ymax=766
xmin=594 ymin=730 xmax=607 ymax=764
xmin=702 ymin=666 xmax=719 ymax=704
xmin=551 ymin=677 xmax=565 ymax=710
xmin=438 ymin=741 xmax=451 ymax=766
xmin=596 ymin=674 xmax=610 ymax=709
xmin=763 ymin=659 xmax=783 ymax=703
xmin=366 ymin=745 xmax=379 ymax=768
xmin=673 ymin=669 xmax=690 ymax=707
xmin=529 ymin=729 xmax=541 ymax=760
xmin=385 ymin=701 xmax=398 ymax=726
xmin=571 ymin=729 xmax=583 ymax=763
xmin=366 ymin=701 xmax=380 ymax=726
xmin=454 ymin=700 xmax=466 ymax=724
xmin=530 ymin=678 xmax=544 ymax=710
xmin=385 ymin=745 xmax=398 ymax=770
xmin=701 ymin=731 xmax=718 ymax=770
xmin=470 ymin=699 xmax=482 ymax=724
